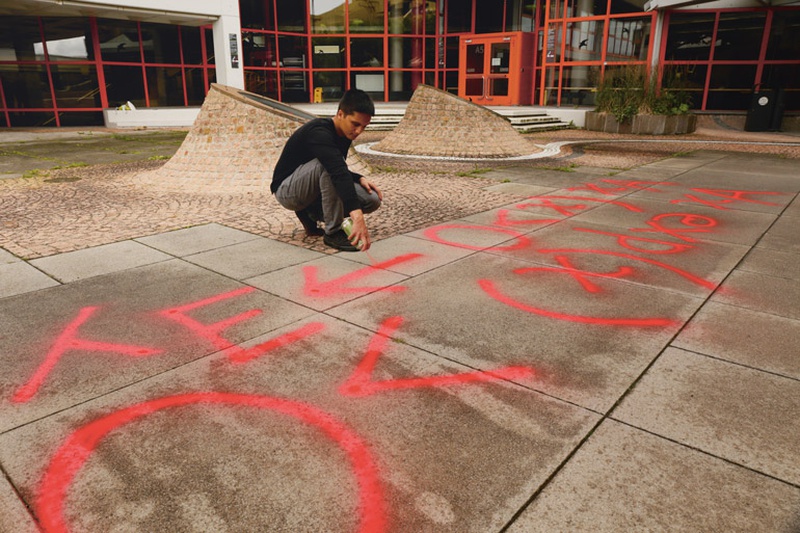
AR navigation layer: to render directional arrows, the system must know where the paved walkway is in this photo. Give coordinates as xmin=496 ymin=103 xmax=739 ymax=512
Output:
xmin=1 ymin=126 xmax=799 ymax=532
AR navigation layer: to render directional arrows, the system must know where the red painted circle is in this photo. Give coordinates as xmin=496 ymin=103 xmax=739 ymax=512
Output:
xmin=36 ymin=392 xmax=385 ymax=533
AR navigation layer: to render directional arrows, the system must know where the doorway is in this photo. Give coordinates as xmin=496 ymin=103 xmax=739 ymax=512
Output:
xmin=458 ymin=32 xmax=535 ymax=106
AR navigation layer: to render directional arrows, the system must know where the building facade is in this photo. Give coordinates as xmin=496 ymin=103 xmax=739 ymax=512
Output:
xmin=0 ymin=0 xmax=798 ymax=128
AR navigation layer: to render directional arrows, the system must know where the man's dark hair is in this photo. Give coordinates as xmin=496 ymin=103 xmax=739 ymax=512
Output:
xmin=338 ymin=89 xmax=375 ymax=117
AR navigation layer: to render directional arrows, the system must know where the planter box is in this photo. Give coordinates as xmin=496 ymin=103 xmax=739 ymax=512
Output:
xmin=586 ymin=111 xmax=697 ymax=135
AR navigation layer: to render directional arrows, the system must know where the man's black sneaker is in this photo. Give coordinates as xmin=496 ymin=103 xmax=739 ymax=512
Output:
xmin=324 ymin=229 xmax=359 ymax=252
xmin=295 ymin=209 xmax=324 ymax=236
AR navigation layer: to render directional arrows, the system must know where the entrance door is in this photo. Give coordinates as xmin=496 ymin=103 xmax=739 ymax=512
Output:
xmin=458 ymin=32 xmax=535 ymax=106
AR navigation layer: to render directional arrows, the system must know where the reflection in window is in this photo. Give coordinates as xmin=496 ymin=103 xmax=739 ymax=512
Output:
xmin=566 ymin=20 xmax=604 ymax=62
xmin=562 ymin=64 xmax=599 ymax=106
xmin=761 ymin=64 xmax=799 ymax=110
xmin=312 ymin=37 xmax=345 ymax=70
xmin=0 ymin=17 xmax=44 ymax=61
xmin=351 ymin=38 xmax=384 ymax=67
xmin=181 ymin=27 xmax=203 ymax=65
xmin=146 ymin=67 xmax=185 ymax=106
xmin=98 ymin=19 xmax=142 ymax=63
xmin=186 ymin=67 xmax=210 ymax=104
xmin=51 ymin=65 xmax=100 ymax=108
xmin=0 ymin=64 xmax=50 ymax=108
xmin=41 ymin=18 xmax=92 ymax=61
xmin=606 ymin=18 xmax=649 ymax=61
xmin=665 ymin=12 xmax=715 ymax=61
xmin=350 ymin=0 xmax=385 ymax=33
xmin=663 ymin=64 xmax=707 ymax=106
xmin=312 ymin=0 xmax=345 ymax=33
xmin=313 ymin=70 xmax=344 ymax=100
xmin=141 ymin=22 xmax=181 ymax=64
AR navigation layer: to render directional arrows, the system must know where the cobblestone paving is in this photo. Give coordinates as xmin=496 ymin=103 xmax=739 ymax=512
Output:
xmin=1 ymin=128 xmax=798 ymax=260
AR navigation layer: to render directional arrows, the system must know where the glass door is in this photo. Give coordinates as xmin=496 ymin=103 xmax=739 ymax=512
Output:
xmin=460 ymin=35 xmax=513 ymax=105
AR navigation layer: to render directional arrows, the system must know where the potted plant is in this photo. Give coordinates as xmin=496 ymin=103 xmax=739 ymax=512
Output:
xmin=586 ymin=65 xmax=696 ymax=135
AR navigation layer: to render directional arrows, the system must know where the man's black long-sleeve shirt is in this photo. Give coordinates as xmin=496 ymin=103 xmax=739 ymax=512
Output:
xmin=271 ymin=118 xmax=361 ymax=214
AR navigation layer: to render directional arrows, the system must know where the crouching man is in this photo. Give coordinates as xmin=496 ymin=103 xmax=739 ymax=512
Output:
xmin=271 ymin=89 xmax=382 ymax=252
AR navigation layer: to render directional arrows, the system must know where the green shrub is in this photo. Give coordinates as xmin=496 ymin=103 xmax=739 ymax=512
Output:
xmin=595 ymin=65 xmax=693 ymax=123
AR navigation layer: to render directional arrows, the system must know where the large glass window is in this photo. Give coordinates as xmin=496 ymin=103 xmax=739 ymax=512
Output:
xmin=41 ymin=18 xmax=93 ymax=61
xmin=141 ymin=22 xmax=181 ymax=64
xmin=312 ymin=37 xmax=345 ymax=68
xmin=0 ymin=64 xmax=50 ymax=109
xmin=706 ymin=64 xmax=756 ymax=109
xmin=447 ymin=0 xmax=472 ymax=32
xmin=475 ymin=0 xmax=504 ymax=33
xmin=241 ymin=0 xmax=275 ymax=30
xmin=349 ymin=0 xmax=386 ymax=33
xmin=664 ymin=12 xmax=715 ymax=61
xmin=146 ymin=67 xmax=185 ymax=106
xmin=103 ymin=65 xmax=146 ymax=108
xmin=606 ymin=17 xmax=649 ymax=61
xmin=97 ymin=19 xmax=142 ymax=63
xmin=51 ymin=65 xmax=100 ymax=108
xmin=312 ymin=0 xmax=345 ymax=33
xmin=761 ymin=64 xmax=799 ymax=110
xmin=277 ymin=0 xmax=307 ymax=32
xmin=0 ymin=17 xmax=44 ymax=62
xmin=714 ymin=12 xmax=765 ymax=61
xmin=351 ymin=38 xmax=384 ymax=67
xmin=181 ymin=27 xmax=203 ymax=64
xmin=565 ymin=19 xmax=604 ymax=62
xmin=766 ymin=9 xmax=800 ymax=60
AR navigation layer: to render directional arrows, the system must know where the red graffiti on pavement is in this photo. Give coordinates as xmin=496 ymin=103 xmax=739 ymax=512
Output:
xmin=671 ymin=188 xmax=786 ymax=210
xmin=339 ymin=316 xmax=533 ymax=397
xmin=303 ymin=254 xmax=423 ymax=297
xmin=479 ymin=278 xmax=674 ymax=327
xmin=517 ymin=196 xmax=644 ymax=217
xmin=567 ymin=179 xmax=677 ymax=195
xmin=35 ymin=393 xmax=386 ymax=533
xmin=12 ymin=306 xmax=162 ymax=403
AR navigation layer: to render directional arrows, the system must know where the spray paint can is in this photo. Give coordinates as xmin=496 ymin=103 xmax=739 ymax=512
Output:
xmin=341 ymin=217 xmax=362 ymax=250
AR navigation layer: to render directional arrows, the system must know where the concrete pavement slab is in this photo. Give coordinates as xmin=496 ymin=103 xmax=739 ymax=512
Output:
xmin=738 ymin=247 xmax=800 ymax=281
xmin=0 ymin=248 xmax=18 ymax=264
xmin=29 ymin=240 xmax=173 ymax=283
xmin=0 ymin=314 xmax=599 ymax=532
xmin=327 ymin=251 xmax=703 ymax=412
xmin=713 ymin=269 xmax=800 ymax=320
xmin=756 ymin=215 xmax=800 ymax=254
xmin=0 ymin=475 xmax=38 ymax=533
xmin=184 ymin=237 xmax=324 ymax=280
xmin=245 ymin=254 xmax=413 ymax=311
xmin=613 ymin=347 xmax=800 ymax=485
xmin=507 ymin=419 xmax=800 ymax=532
xmin=135 ymin=223 xmax=261 ymax=257
xmin=673 ymin=301 xmax=800 ymax=379
xmin=0 ymin=259 xmax=316 ymax=432
xmin=0 ymin=261 xmax=59 ymax=298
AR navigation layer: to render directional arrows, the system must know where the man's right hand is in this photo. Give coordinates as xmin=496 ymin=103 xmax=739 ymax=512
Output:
xmin=348 ymin=209 xmax=370 ymax=251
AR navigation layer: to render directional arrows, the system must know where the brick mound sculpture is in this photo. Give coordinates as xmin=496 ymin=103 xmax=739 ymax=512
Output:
xmin=136 ymin=83 xmax=371 ymax=192
xmin=372 ymin=84 xmax=538 ymax=159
